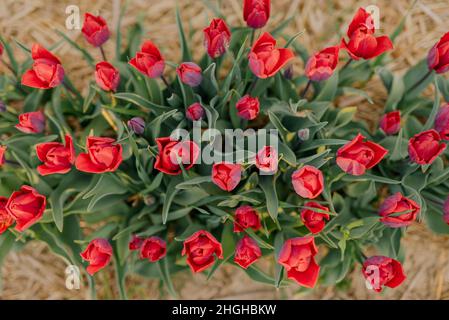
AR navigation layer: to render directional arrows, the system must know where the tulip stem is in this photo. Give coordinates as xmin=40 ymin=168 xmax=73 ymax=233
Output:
xmin=160 ymin=75 xmax=174 ymax=94
xmin=99 ymin=46 xmax=107 ymax=61
xmin=250 ymin=29 xmax=256 ymax=47
xmin=300 ymin=79 xmax=312 ymax=99
xmin=341 ymin=58 xmax=353 ymax=71
xmin=1 ymin=58 xmax=15 ymax=74
xmin=248 ymin=77 xmax=259 ymax=95
xmin=405 ymin=70 xmax=433 ymax=96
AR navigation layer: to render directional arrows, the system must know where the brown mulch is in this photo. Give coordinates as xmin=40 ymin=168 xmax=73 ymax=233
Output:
xmin=1 ymin=0 xmax=449 ymax=299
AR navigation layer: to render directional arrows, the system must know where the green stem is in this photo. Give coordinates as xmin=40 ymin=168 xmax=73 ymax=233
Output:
xmin=300 ymin=79 xmax=312 ymax=99
xmin=99 ymin=45 xmax=107 ymax=61
xmin=405 ymin=69 xmax=433 ymax=95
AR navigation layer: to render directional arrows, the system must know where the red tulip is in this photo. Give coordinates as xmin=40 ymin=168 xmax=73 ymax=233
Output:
xmin=379 ymin=192 xmax=420 ymax=228
xmin=6 ymin=185 xmax=46 ymax=232
xmin=211 ymin=162 xmax=242 ymax=191
xmin=248 ymin=32 xmax=294 ymax=78
xmin=203 ymin=18 xmax=231 ymax=58
xmin=428 ymin=32 xmax=449 ymax=74
xmin=36 ymin=134 xmax=75 ymax=176
xmin=243 ymin=0 xmax=270 ymax=29
xmin=291 ymin=165 xmax=324 ymax=199
xmin=154 ymin=137 xmax=200 ymax=175
xmin=300 ymin=202 xmax=330 ymax=234
xmin=234 ymin=236 xmax=262 ymax=269
xmin=305 ymin=46 xmax=340 ymax=82
xmin=15 ymin=111 xmax=45 ymax=134
xmin=95 ymin=61 xmax=120 ymax=92
xmin=340 ymin=8 xmax=393 ymax=60
xmin=182 ymin=230 xmax=223 ymax=273
xmin=362 ymin=256 xmax=406 ymax=292
xmin=186 ymin=103 xmax=205 ymax=121
xmin=0 ymin=197 xmax=14 ymax=235
xmin=140 ymin=237 xmax=167 ymax=262
xmin=176 ymin=62 xmax=202 ymax=87
xmin=81 ymin=13 xmax=110 ymax=47
xmin=129 ymin=235 xmax=144 ymax=251
xmin=235 ymin=95 xmax=260 ymax=120
xmin=234 ymin=205 xmax=261 ymax=233
xmin=80 ymin=238 xmax=113 ymax=276
xmin=129 ymin=40 xmax=165 ymax=78
xmin=21 ymin=44 xmax=64 ymax=89
xmin=408 ymin=130 xmax=446 ymax=165
xmin=336 ymin=133 xmax=388 ymax=176
xmin=380 ymin=111 xmax=401 ymax=135
xmin=75 ymin=136 xmax=123 ymax=173
xmin=255 ymin=146 xmax=278 ymax=174
xmin=278 ymin=236 xmax=320 ymax=288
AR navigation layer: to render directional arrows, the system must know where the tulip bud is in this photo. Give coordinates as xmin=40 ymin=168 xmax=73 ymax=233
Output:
xmin=428 ymin=32 xmax=449 ymax=74
xmin=176 ymin=62 xmax=203 ymax=87
xmin=15 ymin=111 xmax=45 ymax=134
xmin=81 ymin=13 xmax=110 ymax=47
xmin=0 ymin=43 xmax=3 ymax=56
xmin=243 ymin=0 xmax=271 ymax=29
xmin=127 ymin=117 xmax=145 ymax=135
xmin=283 ymin=65 xmax=294 ymax=80
xmin=0 ymin=101 xmax=6 ymax=112
xmin=186 ymin=103 xmax=205 ymax=121
xmin=297 ymin=128 xmax=310 ymax=141
xmin=435 ymin=104 xmax=449 ymax=140
xmin=379 ymin=111 xmax=401 ymax=135
xmin=203 ymin=18 xmax=231 ymax=58
xmin=95 ymin=61 xmax=120 ymax=92
xmin=236 ymin=95 xmax=260 ymax=120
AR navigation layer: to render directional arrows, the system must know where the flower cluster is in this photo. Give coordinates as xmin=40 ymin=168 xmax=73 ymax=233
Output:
xmin=1 ymin=1 xmax=449 ymax=298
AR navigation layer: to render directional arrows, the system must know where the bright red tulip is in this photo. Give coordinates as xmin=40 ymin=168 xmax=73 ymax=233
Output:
xmin=186 ymin=103 xmax=205 ymax=121
xmin=380 ymin=111 xmax=401 ymax=135
xmin=234 ymin=205 xmax=261 ymax=233
xmin=129 ymin=40 xmax=165 ymax=78
xmin=362 ymin=256 xmax=406 ymax=292
xmin=80 ymin=238 xmax=113 ymax=276
xmin=236 ymin=95 xmax=260 ymax=120
xmin=340 ymin=8 xmax=393 ymax=60
xmin=36 ymin=134 xmax=75 ymax=176
xmin=243 ymin=0 xmax=270 ymax=29
xmin=75 ymin=136 xmax=123 ymax=173
xmin=379 ymin=192 xmax=420 ymax=228
xmin=95 ymin=61 xmax=120 ymax=92
xmin=154 ymin=137 xmax=200 ymax=175
xmin=248 ymin=32 xmax=294 ymax=78
xmin=0 ymin=197 xmax=14 ymax=235
xmin=291 ymin=165 xmax=324 ymax=199
xmin=301 ymin=202 xmax=330 ymax=234
xmin=305 ymin=46 xmax=340 ymax=82
xmin=428 ymin=32 xmax=449 ymax=74
xmin=336 ymin=133 xmax=388 ymax=176
xmin=234 ymin=236 xmax=262 ymax=269
xmin=182 ymin=230 xmax=223 ymax=273
xmin=211 ymin=162 xmax=242 ymax=191
xmin=15 ymin=111 xmax=45 ymax=134
xmin=203 ymin=18 xmax=231 ymax=58
xmin=408 ymin=130 xmax=446 ymax=165
xmin=21 ymin=44 xmax=64 ymax=89
xmin=140 ymin=237 xmax=167 ymax=262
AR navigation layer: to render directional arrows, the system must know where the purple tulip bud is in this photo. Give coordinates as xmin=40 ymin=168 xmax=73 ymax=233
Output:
xmin=284 ymin=65 xmax=294 ymax=80
xmin=0 ymin=101 xmax=6 ymax=112
xmin=127 ymin=117 xmax=145 ymax=135
xmin=297 ymin=128 xmax=310 ymax=141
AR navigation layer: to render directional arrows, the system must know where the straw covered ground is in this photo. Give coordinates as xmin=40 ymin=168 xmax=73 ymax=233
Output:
xmin=1 ymin=0 xmax=449 ymax=299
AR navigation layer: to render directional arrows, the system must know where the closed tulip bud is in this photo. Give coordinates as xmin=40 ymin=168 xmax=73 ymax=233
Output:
xmin=186 ymin=103 xmax=205 ymax=121
xmin=203 ymin=18 xmax=231 ymax=58
xmin=243 ymin=0 xmax=271 ymax=29
xmin=380 ymin=111 xmax=401 ymax=135
xmin=428 ymin=32 xmax=449 ymax=74
xmin=297 ymin=128 xmax=310 ymax=141
xmin=127 ymin=117 xmax=146 ymax=135
xmin=15 ymin=111 xmax=45 ymax=134
xmin=176 ymin=62 xmax=203 ymax=87
xmin=236 ymin=95 xmax=260 ymax=120
xmin=95 ymin=61 xmax=120 ymax=92
xmin=0 ymin=101 xmax=6 ymax=112
xmin=81 ymin=13 xmax=110 ymax=47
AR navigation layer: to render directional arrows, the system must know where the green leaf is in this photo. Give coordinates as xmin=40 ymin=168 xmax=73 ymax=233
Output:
xmin=175 ymin=6 xmax=192 ymax=61
xmin=315 ymin=72 xmax=339 ymax=101
xmin=83 ymin=84 xmax=97 ymax=113
xmin=114 ymin=93 xmax=170 ymax=115
xmin=175 ymin=176 xmax=212 ymax=189
xmin=423 ymin=79 xmax=440 ymax=131
xmin=259 ymin=175 xmax=279 ymax=223
xmin=82 ymin=174 xmax=127 ymax=211
xmin=56 ymin=30 xmax=95 ymax=66
xmin=162 ymin=177 xmax=182 ymax=224
xmin=157 ymin=258 xmax=178 ymax=298
xmin=274 ymin=232 xmax=285 ymax=288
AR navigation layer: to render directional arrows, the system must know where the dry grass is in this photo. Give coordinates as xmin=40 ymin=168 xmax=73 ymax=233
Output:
xmin=1 ymin=0 xmax=449 ymax=299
